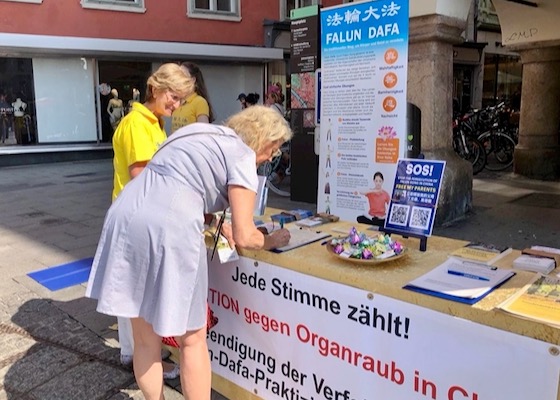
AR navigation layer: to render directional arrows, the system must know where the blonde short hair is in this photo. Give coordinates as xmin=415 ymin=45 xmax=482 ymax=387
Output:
xmin=146 ymin=63 xmax=194 ymax=101
xmin=225 ymin=105 xmax=293 ymax=153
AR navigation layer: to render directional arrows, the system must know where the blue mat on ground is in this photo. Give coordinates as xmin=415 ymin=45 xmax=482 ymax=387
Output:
xmin=27 ymin=257 xmax=94 ymax=291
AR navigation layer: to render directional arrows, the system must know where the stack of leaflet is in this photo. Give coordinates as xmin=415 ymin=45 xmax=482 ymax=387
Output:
xmin=449 ymin=241 xmax=512 ymax=266
xmin=512 ymin=255 xmax=555 ymax=274
xmin=512 ymin=245 xmax=560 ymax=274
xmin=295 ymin=213 xmax=340 ymax=228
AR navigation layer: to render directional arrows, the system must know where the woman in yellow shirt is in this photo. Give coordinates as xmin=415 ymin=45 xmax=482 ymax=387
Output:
xmin=171 ymin=61 xmax=214 ymax=133
xmin=113 ymin=63 xmax=195 ymax=199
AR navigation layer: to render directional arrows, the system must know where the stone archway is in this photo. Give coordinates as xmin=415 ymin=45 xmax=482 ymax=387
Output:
xmin=492 ymin=0 xmax=560 ymax=180
xmin=407 ymin=0 xmax=474 ymax=225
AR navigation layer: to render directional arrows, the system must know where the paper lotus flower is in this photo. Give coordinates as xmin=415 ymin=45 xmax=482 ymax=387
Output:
xmin=330 ymin=227 xmax=404 ymax=260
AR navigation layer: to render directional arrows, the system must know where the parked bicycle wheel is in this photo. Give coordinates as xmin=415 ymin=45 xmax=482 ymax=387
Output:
xmin=478 ymin=131 xmax=516 ymax=171
xmin=470 ymin=138 xmax=487 ymax=175
xmin=257 ymin=154 xmax=290 ymax=197
xmin=453 ymin=134 xmax=486 ymax=175
xmin=266 ymin=176 xmax=290 ymax=197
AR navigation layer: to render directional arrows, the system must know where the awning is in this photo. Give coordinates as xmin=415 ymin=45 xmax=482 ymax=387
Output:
xmin=0 ymin=32 xmax=284 ymax=62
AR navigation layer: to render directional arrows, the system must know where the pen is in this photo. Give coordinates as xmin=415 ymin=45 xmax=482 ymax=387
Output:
xmin=447 ymin=269 xmax=490 ymax=282
xmin=280 ymin=220 xmax=284 ymax=229
xmin=210 ymin=211 xmax=226 ymax=261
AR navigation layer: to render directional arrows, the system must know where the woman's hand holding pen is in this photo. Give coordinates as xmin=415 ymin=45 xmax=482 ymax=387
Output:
xmin=220 ymin=222 xmax=290 ymax=250
xmin=264 ymin=228 xmax=291 ymax=250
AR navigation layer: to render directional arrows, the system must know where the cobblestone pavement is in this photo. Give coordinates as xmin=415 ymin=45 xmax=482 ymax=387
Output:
xmin=0 ymin=159 xmax=558 ymax=399
xmin=0 ymin=160 xmax=218 ymax=399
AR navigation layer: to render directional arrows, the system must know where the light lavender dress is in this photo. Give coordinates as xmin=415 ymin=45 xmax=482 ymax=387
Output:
xmin=86 ymin=123 xmax=258 ymax=337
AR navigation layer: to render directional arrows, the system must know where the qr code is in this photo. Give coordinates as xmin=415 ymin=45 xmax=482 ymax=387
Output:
xmin=388 ymin=204 xmax=409 ymax=226
xmin=409 ymin=206 xmax=432 ymax=230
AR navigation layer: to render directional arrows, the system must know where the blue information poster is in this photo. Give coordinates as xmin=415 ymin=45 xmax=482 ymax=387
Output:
xmin=385 ymin=159 xmax=446 ymax=237
xmin=316 ymin=0 xmax=410 ymax=224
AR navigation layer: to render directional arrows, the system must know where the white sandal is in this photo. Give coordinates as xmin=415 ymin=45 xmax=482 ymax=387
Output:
xmin=163 ymin=363 xmax=180 ymax=379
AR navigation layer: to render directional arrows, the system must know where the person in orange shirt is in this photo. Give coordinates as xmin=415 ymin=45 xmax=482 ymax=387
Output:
xmin=357 ymin=171 xmax=390 ymax=227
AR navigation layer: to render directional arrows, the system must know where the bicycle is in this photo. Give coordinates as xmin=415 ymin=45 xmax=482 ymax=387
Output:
xmin=452 ymin=112 xmax=486 ymax=175
xmin=477 ymin=130 xmax=516 ymax=171
xmin=257 ymin=141 xmax=291 ymax=197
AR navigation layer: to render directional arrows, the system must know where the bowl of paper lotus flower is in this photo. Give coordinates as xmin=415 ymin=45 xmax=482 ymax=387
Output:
xmin=326 ymin=227 xmax=407 ymax=265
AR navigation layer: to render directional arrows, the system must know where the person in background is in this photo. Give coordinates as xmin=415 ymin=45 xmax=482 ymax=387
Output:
xmin=111 ymin=62 xmax=194 ymax=380
xmin=236 ymin=93 xmax=247 ymax=109
xmin=265 ymin=84 xmax=289 ymax=184
xmin=265 ymin=84 xmax=285 ymax=117
xmin=245 ymin=92 xmax=260 ymax=107
xmin=274 ymin=82 xmax=285 ymax=104
xmin=356 ymin=171 xmax=391 ymax=228
xmin=171 ymin=61 xmax=215 ymax=133
xmin=86 ymin=105 xmax=292 ymax=400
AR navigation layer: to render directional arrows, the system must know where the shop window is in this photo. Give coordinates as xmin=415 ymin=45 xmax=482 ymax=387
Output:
xmin=0 ymin=58 xmax=37 ymax=146
xmin=80 ymin=0 xmax=145 ymax=13
xmin=482 ymin=53 xmax=522 ymax=109
xmin=453 ymin=66 xmax=473 ymax=114
xmin=33 ymin=58 xmax=98 ymax=143
xmin=283 ymin=0 xmax=321 ymax=20
xmin=97 ymin=61 xmax=153 ymax=143
xmin=188 ymin=0 xmax=240 ymax=20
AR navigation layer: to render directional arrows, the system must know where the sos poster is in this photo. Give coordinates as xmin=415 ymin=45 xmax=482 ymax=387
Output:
xmin=385 ymin=159 xmax=446 ymax=236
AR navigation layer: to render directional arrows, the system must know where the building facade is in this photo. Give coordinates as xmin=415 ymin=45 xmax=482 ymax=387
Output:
xmin=3 ymin=0 xmax=557 ymax=183
xmin=452 ymin=0 xmax=522 ymax=113
xmin=0 ymin=0 xmax=291 ymax=158
xmin=0 ymin=0 xmax=518 ymax=152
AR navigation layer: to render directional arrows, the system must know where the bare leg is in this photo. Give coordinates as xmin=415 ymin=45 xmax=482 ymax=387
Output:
xmin=177 ymin=327 xmax=211 ymax=400
xmin=120 ymin=316 xmax=177 ymax=376
xmin=130 ymin=317 xmax=165 ymax=400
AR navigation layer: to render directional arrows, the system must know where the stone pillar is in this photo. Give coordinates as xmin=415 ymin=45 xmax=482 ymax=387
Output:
xmin=513 ymin=45 xmax=560 ymax=180
xmin=408 ymin=15 xmax=473 ymax=225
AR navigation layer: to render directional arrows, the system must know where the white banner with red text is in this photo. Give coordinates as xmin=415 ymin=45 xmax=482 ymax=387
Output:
xmin=208 ymin=257 xmax=560 ymax=400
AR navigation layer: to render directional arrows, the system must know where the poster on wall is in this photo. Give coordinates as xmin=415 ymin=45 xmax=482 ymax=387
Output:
xmin=290 ymin=5 xmax=319 ymax=74
xmin=208 ymin=257 xmax=560 ymax=400
xmin=317 ymin=0 xmax=409 ymax=224
xmin=290 ymin=5 xmax=319 ymax=114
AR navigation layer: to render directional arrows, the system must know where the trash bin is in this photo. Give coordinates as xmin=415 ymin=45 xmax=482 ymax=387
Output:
xmin=406 ymin=102 xmax=422 ymax=159
xmin=290 ymin=109 xmax=319 ymax=203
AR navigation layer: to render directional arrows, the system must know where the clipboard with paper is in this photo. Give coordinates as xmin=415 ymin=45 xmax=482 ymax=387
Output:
xmin=271 ymin=225 xmax=331 ymax=253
